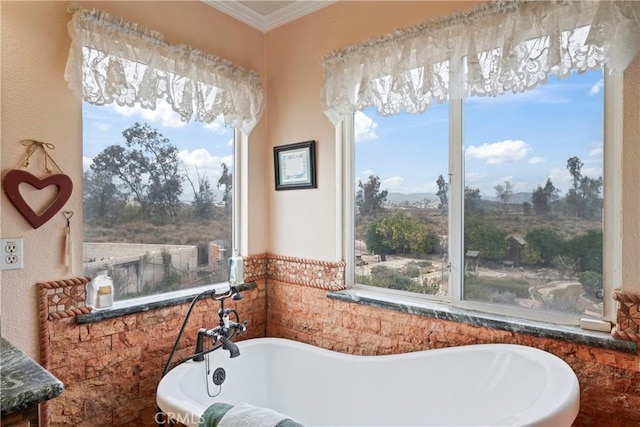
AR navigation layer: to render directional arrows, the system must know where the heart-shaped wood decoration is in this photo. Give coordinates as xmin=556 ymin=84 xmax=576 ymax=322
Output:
xmin=3 ymin=169 xmax=73 ymax=229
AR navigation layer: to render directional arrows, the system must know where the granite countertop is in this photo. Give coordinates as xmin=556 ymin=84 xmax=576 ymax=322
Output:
xmin=0 ymin=337 xmax=64 ymax=416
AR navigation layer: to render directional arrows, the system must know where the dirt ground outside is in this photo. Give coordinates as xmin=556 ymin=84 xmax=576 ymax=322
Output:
xmin=354 ymin=241 xmax=602 ymax=316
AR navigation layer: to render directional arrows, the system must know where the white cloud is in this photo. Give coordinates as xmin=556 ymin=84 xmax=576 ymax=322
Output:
xmin=111 ymin=100 xmax=186 ymax=128
xmin=588 ymin=148 xmax=603 ymax=157
xmin=204 ymin=116 xmax=228 ymax=134
xmin=178 ymin=149 xmax=233 ymax=199
xmin=354 ymin=111 xmax=378 ymax=143
xmin=589 ymin=141 xmax=603 ymax=157
xmin=466 ymin=140 xmax=531 ymax=164
xmin=465 ymin=172 xmax=486 ymax=184
xmin=383 ymin=176 xmax=404 ymax=190
xmin=492 ymin=175 xmax=514 ymax=187
xmin=490 ymin=176 xmax=528 ymax=193
xmin=83 ymin=156 xmax=93 ymax=172
xmin=583 ymin=166 xmax=603 ymax=178
xmin=178 ymin=148 xmax=231 ymax=171
xmin=529 ymin=156 xmax=545 ymax=164
xmin=361 ymin=169 xmax=375 ymax=177
xmin=93 ymin=122 xmax=110 ymax=132
xmin=589 ymin=79 xmax=604 ymax=96
xmin=548 ymin=167 xmax=573 ymax=194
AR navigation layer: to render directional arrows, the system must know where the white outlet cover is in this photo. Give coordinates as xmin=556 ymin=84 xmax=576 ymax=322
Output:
xmin=0 ymin=238 xmax=23 ymax=270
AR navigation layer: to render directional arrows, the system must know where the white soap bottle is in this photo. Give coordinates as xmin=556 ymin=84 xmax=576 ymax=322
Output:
xmin=87 ymin=269 xmax=114 ymax=309
xmin=228 ymin=253 xmax=244 ymax=285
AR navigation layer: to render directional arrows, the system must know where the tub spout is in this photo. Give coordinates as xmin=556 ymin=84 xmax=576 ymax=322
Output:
xmin=219 ymin=335 xmax=240 ymax=358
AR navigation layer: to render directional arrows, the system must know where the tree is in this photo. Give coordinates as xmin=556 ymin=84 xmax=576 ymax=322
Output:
xmin=91 ymin=122 xmax=183 ymax=220
xmin=91 ymin=145 xmax=148 ymax=215
xmin=525 ymin=227 xmax=563 ymax=265
xmin=82 ymin=169 xmax=127 ymax=223
xmin=217 ymin=162 xmax=232 ymax=210
xmin=184 ymin=164 xmax=215 ymax=219
xmin=464 ymin=216 xmax=507 ymax=261
xmin=565 ymin=156 xmax=602 ymax=219
xmin=531 ymin=178 xmax=559 ymax=215
xmin=494 ymin=180 xmax=512 ymax=214
xmin=365 ymin=211 xmax=435 ymax=259
xmin=356 ymin=175 xmax=388 ymax=217
xmin=435 ymin=174 xmax=449 ymax=216
xmin=122 ymin=123 xmax=183 ymax=220
xmin=564 ymin=229 xmax=603 ymax=274
xmin=464 ymin=186 xmax=482 ymax=216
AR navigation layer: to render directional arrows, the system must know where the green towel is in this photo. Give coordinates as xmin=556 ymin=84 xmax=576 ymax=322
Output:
xmin=200 ymin=402 xmax=304 ymax=427
xmin=277 ymin=419 xmax=304 ymax=427
xmin=200 ymin=402 xmax=234 ymax=427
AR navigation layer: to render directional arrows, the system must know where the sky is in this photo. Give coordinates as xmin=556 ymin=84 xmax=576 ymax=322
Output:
xmin=83 ymin=99 xmax=234 ymax=201
xmin=355 ymin=69 xmax=605 ymax=199
xmin=83 ymin=68 xmax=604 ymax=203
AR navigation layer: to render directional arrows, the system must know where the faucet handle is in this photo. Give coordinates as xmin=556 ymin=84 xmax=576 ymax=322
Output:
xmin=229 ymin=320 xmax=247 ymax=333
xmin=231 ymin=286 xmax=243 ymax=300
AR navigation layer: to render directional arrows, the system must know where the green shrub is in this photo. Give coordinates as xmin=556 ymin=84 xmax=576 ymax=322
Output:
xmin=578 ymin=271 xmax=603 ymax=297
xmin=403 ymin=262 xmax=421 ymax=278
xmin=464 ymin=216 xmax=507 ymax=261
xmin=490 ymin=291 xmax=518 ymax=305
xmin=465 ymin=274 xmax=530 ymax=299
xmin=564 ymin=230 xmax=603 ymax=274
xmin=525 ymin=228 xmax=563 ymax=265
xmin=368 ymin=265 xmax=415 ymax=290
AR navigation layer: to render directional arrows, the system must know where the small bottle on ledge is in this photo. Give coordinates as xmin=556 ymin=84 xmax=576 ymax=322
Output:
xmin=86 ymin=269 xmax=114 ymax=310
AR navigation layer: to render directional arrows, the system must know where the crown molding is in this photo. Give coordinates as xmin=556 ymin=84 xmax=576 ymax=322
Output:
xmin=203 ymin=1 xmax=335 ymax=32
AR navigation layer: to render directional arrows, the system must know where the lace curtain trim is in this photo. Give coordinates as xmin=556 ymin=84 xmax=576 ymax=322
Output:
xmin=64 ymin=5 xmax=265 ymax=134
xmin=320 ymin=0 xmax=640 ymax=124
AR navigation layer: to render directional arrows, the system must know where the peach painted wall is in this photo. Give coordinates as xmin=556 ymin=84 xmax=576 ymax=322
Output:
xmin=265 ymin=1 xmax=640 ymax=289
xmin=2 ymin=0 xmax=639 ymax=360
xmin=265 ymin=1 xmax=480 ymax=261
xmin=0 ymin=1 xmax=267 ymax=359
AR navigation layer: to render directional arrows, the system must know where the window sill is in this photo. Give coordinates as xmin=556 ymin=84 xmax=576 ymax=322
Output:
xmin=76 ymin=282 xmax=257 ymax=324
xmin=327 ymin=287 xmax=636 ymax=354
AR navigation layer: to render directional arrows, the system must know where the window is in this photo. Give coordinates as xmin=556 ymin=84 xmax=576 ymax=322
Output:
xmin=354 ymin=103 xmax=450 ymax=298
xmin=348 ymin=67 xmax=622 ymax=326
xmin=326 ymin=1 xmax=636 ymax=328
xmin=65 ymin=5 xmax=263 ymax=303
xmin=82 ymin=100 xmax=236 ymax=301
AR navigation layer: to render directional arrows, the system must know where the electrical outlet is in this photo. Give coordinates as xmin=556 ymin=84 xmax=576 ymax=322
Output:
xmin=0 ymin=238 xmax=23 ymax=270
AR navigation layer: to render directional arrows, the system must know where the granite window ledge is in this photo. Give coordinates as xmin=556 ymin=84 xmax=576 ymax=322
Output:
xmin=327 ymin=288 xmax=636 ymax=354
xmin=76 ymin=282 xmax=257 ymax=324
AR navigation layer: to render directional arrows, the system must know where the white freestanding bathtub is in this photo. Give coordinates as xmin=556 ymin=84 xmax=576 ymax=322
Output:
xmin=157 ymin=337 xmax=580 ymax=426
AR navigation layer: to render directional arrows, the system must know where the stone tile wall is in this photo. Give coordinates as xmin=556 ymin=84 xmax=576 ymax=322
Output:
xmin=612 ymin=290 xmax=640 ymax=344
xmin=38 ymin=256 xmax=639 ymax=426
xmin=40 ymin=278 xmax=266 ymax=427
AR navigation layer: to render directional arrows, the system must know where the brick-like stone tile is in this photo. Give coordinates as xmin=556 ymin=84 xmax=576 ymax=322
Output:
xmin=80 ymin=316 xmax=136 ymax=341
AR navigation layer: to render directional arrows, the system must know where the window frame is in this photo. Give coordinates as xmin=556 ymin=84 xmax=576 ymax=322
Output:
xmin=80 ymin=114 xmax=247 ymax=306
xmin=339 ymin=70 xmax=623 ymax=328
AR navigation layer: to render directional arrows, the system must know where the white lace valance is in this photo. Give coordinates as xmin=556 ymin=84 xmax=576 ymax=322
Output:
xmin=321 ymin=0 xmax=640 ymax=124
xmin=65 ymin=5 xmax=264 ymax=134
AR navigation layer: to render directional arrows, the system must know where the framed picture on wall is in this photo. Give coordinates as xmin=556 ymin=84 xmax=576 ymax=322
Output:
xmin=274 ymin=140 xmax=316 ymax=190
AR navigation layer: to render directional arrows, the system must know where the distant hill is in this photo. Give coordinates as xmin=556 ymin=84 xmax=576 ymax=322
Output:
xmin=386 ymin=192 xmax=438 ymax=204
xmin=385 ymin=191 xmax=532 ymax=206
xmin=508 ymin=192 xmax=533 ymax=204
